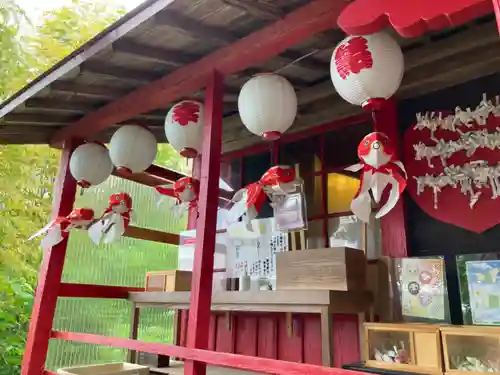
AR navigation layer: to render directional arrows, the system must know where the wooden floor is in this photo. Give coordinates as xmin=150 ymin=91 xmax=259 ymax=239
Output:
xmin=151 ymin=361 xmax=265 ymax=375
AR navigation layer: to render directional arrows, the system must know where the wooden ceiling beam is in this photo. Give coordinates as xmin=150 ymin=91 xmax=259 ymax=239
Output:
xmin=0 ymin=125 xmax=60 ymax=135
xmin=51 ymin=0 xmax=348 ymax=146
xmin=1 ymin=113 xmax=79 ymax=125
xmin=222 ymin=0 xmax=283 ymax=21
xmin=154 ymin=9 xmax=330 ymax=72
xmin=24 ymin=98 xmax=101 ymax=113
xmin=80 ymin=61 xmax=164 ymax=84
xmin=112 ymin=39 xmax=198 ymax=67
xmin=50 ymin=81 xmax=131 ymax=99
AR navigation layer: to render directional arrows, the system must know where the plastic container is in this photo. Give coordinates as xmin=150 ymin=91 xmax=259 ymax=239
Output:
xmin=58 ymin=363 xmax=149 ymax=375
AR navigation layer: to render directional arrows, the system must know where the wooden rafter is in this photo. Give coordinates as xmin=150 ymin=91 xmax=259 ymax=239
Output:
xmin=50 ymin=0 xmax=349 ymax=147
xmin=112 ymin=39 xmax=197 ymax=67
xmin=49 ymin=82 xmax=131 ymax=99
xmin=154 ymin=9 xmax=331 ymax=73
xmin=80 ymin=61 xmax=164 ymax=84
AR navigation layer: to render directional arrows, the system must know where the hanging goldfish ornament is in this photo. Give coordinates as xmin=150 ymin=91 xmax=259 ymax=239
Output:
xmin=346 ymin=132 xmax=407 ymax=222
xmin=227 ymin=165 xmax=301 ymax=237
xmin=88 ymin=193 xmax=133 ymax=245
xmin=29 ymin=208 xmax=95 ymax=250
xmin=155 ymin=177 xmax=200 ymax=217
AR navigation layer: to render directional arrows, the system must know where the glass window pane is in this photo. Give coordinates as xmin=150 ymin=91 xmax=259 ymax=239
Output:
xmin=279 ymin=136 xmax=322 ymax=173
xmin=327 ymin=173 xmax=360 ymax=214
xmin=303 ymin=174 xmax=323 ymax=217
xmin=323 ymin=122 xmax=372 ymax=169
xmin=220 ymin=158 xmax=240 ymax=194
xmin=242 ymin=152 xmax=273 ymax=218
xmin=306 ymin=219 xmax=325 ymax=249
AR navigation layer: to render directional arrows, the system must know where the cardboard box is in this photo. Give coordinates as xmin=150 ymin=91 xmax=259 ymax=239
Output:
xmin=276 ymin=247 xmax=366 ymax=291
xmin=145 ymin=270 xmax=192 ymax=292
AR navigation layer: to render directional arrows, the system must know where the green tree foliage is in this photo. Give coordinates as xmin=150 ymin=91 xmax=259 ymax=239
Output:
xmin=0 ymin=0 xmax=28 ymax=100
xmin=0 ymin=2 xmax=185 ymax=375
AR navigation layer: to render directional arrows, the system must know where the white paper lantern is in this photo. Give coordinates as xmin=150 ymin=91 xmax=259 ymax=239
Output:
xmin=164 ymin=100 xmax=204 ymax=158
xmin=109 ymin=125 xmax=157 ymax=174
xmin=69 ymin=142 xmax=113 ymax=188
xmin=330 ymin=32 xmax=404 ymax=110
xmin=238 ymin=73 xmax=297 ymax=140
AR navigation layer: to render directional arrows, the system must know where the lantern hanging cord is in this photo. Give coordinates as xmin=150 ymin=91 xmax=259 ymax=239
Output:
xmin=274 ymin=49 xmax=320 ymax=74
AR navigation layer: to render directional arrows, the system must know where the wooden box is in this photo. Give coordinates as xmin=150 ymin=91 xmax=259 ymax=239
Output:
xmin=275 ymin=247 xmax=366 ymax=291
xmin=441 ymin=325 xmax=500 ymax=375
xmin=145 ymin=270 xmax=192 ymax=292
xmin=137 ymin=352 xmax=170 ymax=368
xmin=364 ymin=322 xmax=443 ymax=375
xmin=58 ymin=363 xmax=149 ymax=375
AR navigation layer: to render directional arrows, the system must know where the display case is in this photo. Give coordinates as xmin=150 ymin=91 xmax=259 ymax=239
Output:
xmin=364 ymin=323 xmax=443 ymax=375
xmin=456 ymin=253 xmax=500 ymax=326
xmin=441 ymin=325 xmax=500 ymax=374
xmin=393 ymin=257 xmax=451 ymax=323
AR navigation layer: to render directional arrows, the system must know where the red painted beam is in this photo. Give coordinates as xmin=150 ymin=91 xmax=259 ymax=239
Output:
xmin=22 ymin=140 xmax=79 ymax=375
xmin=185 ymin=70 xmax=224 ymax=375
xmin=58 ymin=283 xmax=143 ymax=299
xmin=372 ymin=98 xmax=409 ymax=257
xmin=50 ymin=331 xmax=366 ymax=375
xmin=50 ymin=0 xmax=348 ymax=147
xmin=221 ymin=113 xmax=372 ymax=161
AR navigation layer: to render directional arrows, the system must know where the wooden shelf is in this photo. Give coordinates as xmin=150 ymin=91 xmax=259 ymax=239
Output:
xmin=129 ymin=290 xmax=373 ymax=368
xmin=128 ymin=290 xmax=372 ymax=314
xmin=150 ymin=361 xmax=264 ymax=375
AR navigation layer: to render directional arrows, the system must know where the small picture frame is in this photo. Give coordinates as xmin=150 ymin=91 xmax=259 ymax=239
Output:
xmin=273 ymin=191 xmax=307 ymax=232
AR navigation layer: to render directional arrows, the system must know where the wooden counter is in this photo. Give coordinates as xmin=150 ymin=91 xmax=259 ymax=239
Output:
xmin=128 ymin=290 xmax=373 ymax=367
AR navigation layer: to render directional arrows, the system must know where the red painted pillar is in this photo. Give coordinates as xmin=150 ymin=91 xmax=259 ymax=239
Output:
xmin=372 ymin=98 xmax=409 ymax=257
xmin=184 ymin=70 xmax=224 ymax=375
xmin=187 ymin=156 xmax=202 ymax=230
xmin=493 ymin=0 xmax=500 ymax=35
xmin=22 ymin=140 xmax=79 ymax=375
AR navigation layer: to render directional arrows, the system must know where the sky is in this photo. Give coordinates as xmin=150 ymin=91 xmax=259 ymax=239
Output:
xmin=17 ymin=0 xmax=146 ymax=23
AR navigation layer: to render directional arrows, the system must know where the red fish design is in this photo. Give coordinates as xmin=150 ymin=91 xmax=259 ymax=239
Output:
xmin=337 ymin=0 xmax=492 ymax=38
xmin=29 ymin=208 xmax=95 ymax=249
xmin=88 ymin=193 xmax=133 ymax=245
xmin=227 ymin=166 xmax=300 ymax=237
xmin=335 ymin=36 xmax=373 ymax=80
xmin=155 ymin=177 xmax=200 ymax=217
xmin=346 ymin=132 xmax=407 ymax=222
xmin=172 ymin=101 xmax=201 ymax=126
